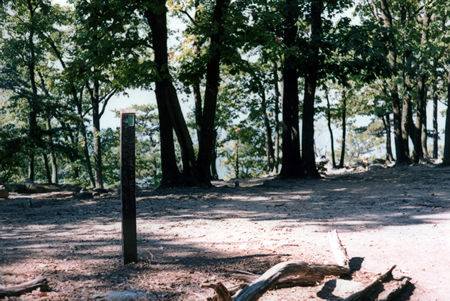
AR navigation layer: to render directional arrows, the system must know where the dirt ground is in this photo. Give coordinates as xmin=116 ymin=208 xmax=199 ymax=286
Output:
xmin=1 ymin=164 xmax=450 ymax=300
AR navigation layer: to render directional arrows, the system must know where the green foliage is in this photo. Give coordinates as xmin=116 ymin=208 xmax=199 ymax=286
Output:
xmin=0 ymin=0 xmax=448 ymax=185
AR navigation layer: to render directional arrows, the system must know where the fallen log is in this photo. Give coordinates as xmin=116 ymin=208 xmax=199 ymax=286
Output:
xmin=0 ymin=277 xmax=49 ymax=298
xmin=344 ymin=265 xmax=395 ymax=301
xmin=378 ymin=278 xmax=410 ymax=301
xmin=29 ymin=191 xmax=75 ymax=199
xmin=206 ymin=230 xmax=411 ymax=301
xmin=232 ymin=261 xmax=350 ymax=301
xmin=328 ymin=230 xmax=350 ymax=267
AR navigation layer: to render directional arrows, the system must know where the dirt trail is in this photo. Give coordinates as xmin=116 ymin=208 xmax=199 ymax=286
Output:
xmin=1 ymin=165 xmax=449 ymax=300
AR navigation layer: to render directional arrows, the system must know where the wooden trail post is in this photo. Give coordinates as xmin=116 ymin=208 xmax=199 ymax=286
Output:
xmin=120 ymin=108 xmax=137 ymax=264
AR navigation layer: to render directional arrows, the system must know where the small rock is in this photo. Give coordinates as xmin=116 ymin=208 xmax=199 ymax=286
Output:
xmin=104 ymin=290 xmax=157 ymax=301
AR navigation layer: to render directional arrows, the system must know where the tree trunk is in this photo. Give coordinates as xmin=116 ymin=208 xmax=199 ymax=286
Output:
xmin=43 ymin=154 xmax=51 ymax=183
xmin=27 ymin=1 xmax=40 ymax=182
xmin=235 ymin=138 xmax=239 ymax=179
xmin=416 ymin=6 xmax=430 ymax=159
xmin=416 ymin=79 xmax=428 ymax=159
xmin=443 ymin=71 xmax=450 ymax=165
xmin=302 ymin=0 xmax=322 ymax=178
xmin=405 ymin=91 xmax=422 ymax=162
xmin=28 ymin=154 xmax=35 ymax=182
xmin=325 ymin=87 xmax=336 ymax=168
xmin=382 ymin=114 xmax=394 ymax=162
xmin=145 ymin=0 xmax=197 ymax=186
xmin=76 ymin=103 xmax=95 ymax=188
xmin=28 ymin=111 xmax=37 ymax=182
xmin=379 ymin=0 xmax=409 ymax=164
xmin=92 ymin=81 xmax=104 ymax=189
xmin=46 ymin=119 xmax=58 ymax=184
xmin=433 ymin=84 xmax=438 ymax=159
xmin=393 ymin=90 xmax=410 ymax=164
xmin=196 ymin=0 xmax=230 ymax=185
xmin=193 ymin=0 xmax=203 ymax=145
xmin=259 ymin=78 xmax=275 ymax=172
xmin=338 ymin=91 xmax=347 ymax=168
xmin=211 ymin=130 xmax=219 ymax=180
xmin=194 ymin=83 xmax=203 ymax=143
xmin=401 ymin=92 xmax=411 ymax=158
xmin=280 ymin=0 xmax=304 ymax=179
xmin=156 ymin=97 xmax=182 ymax=186
xmin=274 ymin=63 xmax=281 ymax=173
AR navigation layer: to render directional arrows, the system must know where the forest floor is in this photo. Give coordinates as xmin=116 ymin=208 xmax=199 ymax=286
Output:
xmin=1 ymin=164 xmax=450 ymax=300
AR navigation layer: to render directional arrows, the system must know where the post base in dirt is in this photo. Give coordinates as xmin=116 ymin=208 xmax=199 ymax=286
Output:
xmin=120 ymin=108 xmax=137 ymax=264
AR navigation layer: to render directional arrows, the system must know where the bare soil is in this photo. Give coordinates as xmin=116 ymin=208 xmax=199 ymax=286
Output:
xmin=1 ymin=164 xmax=449 ymax=300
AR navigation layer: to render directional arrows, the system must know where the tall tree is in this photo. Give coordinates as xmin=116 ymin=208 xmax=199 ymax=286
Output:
xmin=145 ymin=0 xmax=185 ymax=186
xmin=280 ymin=0 xmax=304 ymax=178
xmin=443 ymin=71 xmax=450 ymax=165
xmin=378 ymin=0 xmax=410 ymax=164
xmin=302 ymin=0 xmax=324 ymax=178
xmin=145 ymin=0 xmax=231 ymax=186
xmin=196 ymin=0 xmax=231 ymax=184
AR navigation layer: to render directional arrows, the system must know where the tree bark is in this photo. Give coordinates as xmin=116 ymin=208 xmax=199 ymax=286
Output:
xmin=193 ymin=0 xmax=203 ymax=145
xmin=257 ymin=76 xmax=275 ymax=172
xmin=235 ymin=138 xmax=240 ymax=179
xmin=416 ymin=6 xmax=430 ymax=159
xmin=43 ymin=154 xmax=51 ymax=183
xmin=338 ymin=90 xmax=347 ymax=168
xmin=27 ymin=0 xmax=40 ymax=182
xmin=92 ymin=80 xmax=104 ymax=189
xmin=433 ymin=84 xmax=438 ymax=159
xmin=325 ymin=87 xmax=336 ymax=168
xmin=382 ymin=114 xmax=394 ymax=162
xmin=46 ymin=119 xmax=58 ymax=184
xmin=274 ymin=63 xmax=281 ymax=173
xmin=401 ymin=91 xmax=411 ymax=158
xmin=194 ymin=83 xmax=203 ymax=143
xmin=443 ymin=71 xmax=450 ymax=165
xmin=302 ymin=0 xmax=323 ymax=178
xmin=404 ymin=86 xmax=421 ymax=162
xmin=416 ymin=81 xmax=428 ymax=159
xmin=280 ymin=0 xmax=304 ymax=179
xmin=196 ymin=0 xmax=231 ymax=184
xmin=393 ymin=90 xmax=410 ymax=164
xmin=211 ymin=129 xmax=219 ymax=180
xmin=76 ymin=101 xmax=95 ymax=188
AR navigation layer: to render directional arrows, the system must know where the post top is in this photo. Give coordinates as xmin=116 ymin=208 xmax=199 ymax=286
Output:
xmin=120 ymin=108 xmax=136 ymax=114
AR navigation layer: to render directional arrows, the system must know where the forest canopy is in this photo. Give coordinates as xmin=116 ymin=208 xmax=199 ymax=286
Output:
xmin=0 ymin=0 xmax=448 ymax=188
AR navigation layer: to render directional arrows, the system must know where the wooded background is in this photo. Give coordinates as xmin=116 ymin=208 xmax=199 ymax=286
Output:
xmin=0 ymin=0 xmax=448 ymax=188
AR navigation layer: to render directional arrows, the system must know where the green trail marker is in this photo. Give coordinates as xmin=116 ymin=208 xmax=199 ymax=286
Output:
xmin=120 ymin=108 xmax=137 ymax=264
